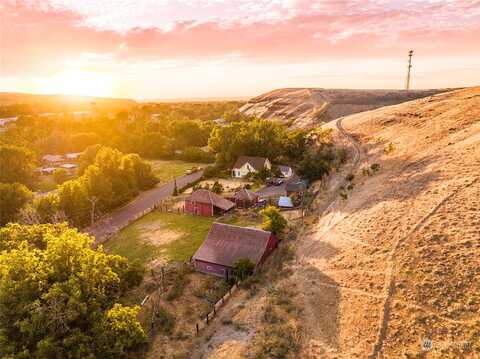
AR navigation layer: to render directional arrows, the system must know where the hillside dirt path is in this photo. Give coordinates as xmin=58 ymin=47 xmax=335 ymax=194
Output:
xmin=85 ymin=170 xmax=203 ymax=245
xmin=368 ymin=176 xmax=479 ymax=359
xmin=294 ymin=117 xmax=368 ymax=357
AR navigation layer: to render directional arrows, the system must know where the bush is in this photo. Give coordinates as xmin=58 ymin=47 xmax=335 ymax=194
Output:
xmin=180 ymin=146 xmax=214 ymax=163
xmin=233 ymin=258 xmax=255 ymax=281
xmin=260 ymin=206 xmax=287 ymax=234
xmin=211 ymin=180 xmax=223 ymax=194
xmin=371 ymin=163 xmax=381 ymax=173
xmin=156 ymin=307 xmax=176 ymax=334
xmin=384 ymin=142 xmax=395 ymax=155
xmin=202 ymin=164 xmax=221 ymax=179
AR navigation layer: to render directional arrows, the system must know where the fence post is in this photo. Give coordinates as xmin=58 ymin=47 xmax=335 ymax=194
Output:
xmin=196 ymin=323 xmax=199 ymax=335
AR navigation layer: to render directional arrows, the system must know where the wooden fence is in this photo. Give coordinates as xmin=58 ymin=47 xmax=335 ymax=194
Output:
xmin=194 ymin=280 xmax=241 ymax=336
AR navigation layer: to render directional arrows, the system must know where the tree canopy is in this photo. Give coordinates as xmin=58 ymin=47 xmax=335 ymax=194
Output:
xmin=0 ymin=145 xmax=37 ymax=186
xmin=0 ymin=183 xmax=33 ymax=226
xmin=0 ymin=223 xmax=145 ymax=358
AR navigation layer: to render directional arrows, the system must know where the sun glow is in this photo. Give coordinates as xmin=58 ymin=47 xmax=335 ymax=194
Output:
xmin=38 ymin=70 xmax=114 ymax=97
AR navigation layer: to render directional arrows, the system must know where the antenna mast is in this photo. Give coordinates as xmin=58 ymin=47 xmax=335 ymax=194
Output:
xmin=405 ymin=50 xmax=414 ymax=90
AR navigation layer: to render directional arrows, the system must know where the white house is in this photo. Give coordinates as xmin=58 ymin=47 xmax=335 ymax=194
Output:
xmin=232 ymin=156 xmax=271 ymax=178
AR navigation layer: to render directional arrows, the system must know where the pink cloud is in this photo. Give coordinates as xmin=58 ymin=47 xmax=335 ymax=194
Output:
xmin=1 ymin=0 xmax=480 ymax=76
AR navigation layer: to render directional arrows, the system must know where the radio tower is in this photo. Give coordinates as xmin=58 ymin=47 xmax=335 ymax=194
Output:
xmin=405 ymin=50 xmax=414 ymax=90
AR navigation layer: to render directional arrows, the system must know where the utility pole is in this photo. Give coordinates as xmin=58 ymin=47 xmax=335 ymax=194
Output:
xmin=405 ymin=50 xmax=414 ymax=90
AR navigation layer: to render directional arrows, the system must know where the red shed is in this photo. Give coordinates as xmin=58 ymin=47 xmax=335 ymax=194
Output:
xmin=192 ymin=223 xmax=278 ymax=278
xmin=185 ymin=189 xmax=235 ymax=217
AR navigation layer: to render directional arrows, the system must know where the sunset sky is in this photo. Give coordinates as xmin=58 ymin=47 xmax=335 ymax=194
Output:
xmin=1 ymin=0 xmax=479 ymax=100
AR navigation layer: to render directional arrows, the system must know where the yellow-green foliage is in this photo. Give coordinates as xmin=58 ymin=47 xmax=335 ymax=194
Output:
xmin=260 ymin=206 xmax=288 ymax=234
xmin=0 ymin=223 xmax=145 ymax=358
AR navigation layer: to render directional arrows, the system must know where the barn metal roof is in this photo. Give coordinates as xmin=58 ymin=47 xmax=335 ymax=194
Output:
xmin=193 ymin=223 xmax=272 ymax=267
xmin=186 ymin=189 xmax=235 ymax=211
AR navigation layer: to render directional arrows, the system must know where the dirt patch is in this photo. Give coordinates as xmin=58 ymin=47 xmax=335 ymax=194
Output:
xmin=137 ymin=222 xmax=184 ymax=246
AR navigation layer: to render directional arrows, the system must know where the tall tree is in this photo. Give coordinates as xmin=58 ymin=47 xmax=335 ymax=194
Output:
xmin=0 ymin=183 xmax=33 ymax=226
xmin=0 ymin=145 xmax=37 ymax=186
xmin=0 ymin=224 xmax=145 ymax=358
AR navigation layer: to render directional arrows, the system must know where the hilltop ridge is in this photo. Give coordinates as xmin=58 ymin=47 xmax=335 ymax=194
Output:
xmin=240 ymin=88 xmax=451 ymax=128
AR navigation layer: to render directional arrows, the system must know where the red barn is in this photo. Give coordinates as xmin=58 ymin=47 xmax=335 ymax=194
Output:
xmin=184 ymin=189 xmax=235 ymax=217
xmin=192 ymin=223 xmax=278 ymax=278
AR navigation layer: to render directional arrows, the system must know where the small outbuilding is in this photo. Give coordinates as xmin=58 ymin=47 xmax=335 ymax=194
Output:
xmin=185 ymin=189 xmax=235 ymax=217
xmin=278 ymin=196 xmax=294 ymax=209
xmin=192 ymin=223 xmax=277 ymax=278
xmin=233 ymin=188 xmax=259 ymax=208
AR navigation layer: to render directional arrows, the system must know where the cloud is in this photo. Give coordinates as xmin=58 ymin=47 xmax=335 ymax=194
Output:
xmin=1 ymin=0 xmax=480 ymax=77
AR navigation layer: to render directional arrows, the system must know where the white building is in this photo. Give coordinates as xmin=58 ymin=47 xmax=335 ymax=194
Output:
xmin=232 ymin=156 xmax=271 ymax=178
xmin=42 ymin=154 xmax=64 ymax=163
xmin=278 ymin=165 xmax=293 ymax=178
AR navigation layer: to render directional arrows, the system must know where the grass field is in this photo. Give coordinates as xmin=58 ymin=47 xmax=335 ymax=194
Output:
xmin=148 ymin=160 xmax=206 ymax=185
xmin=104 ymin=210 xmax=263 ymax=265
xmin=104 ymin=211 xmax=214 ymax=264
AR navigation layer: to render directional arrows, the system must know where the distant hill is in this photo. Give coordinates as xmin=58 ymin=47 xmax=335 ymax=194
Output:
xmin=240 ymin=88 xmax=453 ymax=129
xmin=0 ymin=92 xmax=136 ymax=116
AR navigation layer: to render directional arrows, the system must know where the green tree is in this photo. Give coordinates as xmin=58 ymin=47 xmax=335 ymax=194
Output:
xmin=283 ymin=129 xmax=308 ymax=162
xmin=211 ymin=180 xmax=223 ymax=194
xmin=233 ymin=258 xmax=255 ymax=281
xmin=53 ymin=168 xmax=69 ymax=184
xmin=0 ymin=183 xmax=33 ymax=225
xmin=297 ymin=149 xmax=334 ymax=182
xmin=33 ymin=193 xmax=60 ymax=223
xmin=0 ymin=224 xmax=145 ymax=358
xmin=260 ymin=206 xmax=287 ymax=234
xmin=78 ymin=144 xmax=102 ymax=175
xmin=0 ymin=145 xmax=37 ymax=186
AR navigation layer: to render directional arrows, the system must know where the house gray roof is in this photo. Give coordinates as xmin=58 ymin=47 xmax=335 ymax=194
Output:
xmin=193 ymin=223 xmax=272 ymax=267
xmin=286 ymin=181 xmax=307 ymax=193
xmin=233 ymin=156 xmax=269 ymax=171
xmin=186 ymin=189 xmax=235 ymax=211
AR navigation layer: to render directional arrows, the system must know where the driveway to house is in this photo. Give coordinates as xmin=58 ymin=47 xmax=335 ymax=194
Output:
xmin=255 ymin=174 xmax=299 ymax=199
xmin=86 ymin=170 xmax=203 ymax=245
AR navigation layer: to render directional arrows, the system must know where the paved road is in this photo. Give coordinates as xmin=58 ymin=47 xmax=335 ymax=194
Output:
xmin=86 ymin=170 xmax=203 ymax=245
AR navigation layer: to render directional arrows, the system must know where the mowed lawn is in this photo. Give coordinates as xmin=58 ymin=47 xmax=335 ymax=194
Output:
xmin=104 ymin=211 xmax=214 ymax=264
xmin=148 ymin=160 xmax=206 ymax=185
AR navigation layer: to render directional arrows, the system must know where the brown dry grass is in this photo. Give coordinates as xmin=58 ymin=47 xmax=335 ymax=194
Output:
xmin=294 ymin=87 xmax=480 ymax=358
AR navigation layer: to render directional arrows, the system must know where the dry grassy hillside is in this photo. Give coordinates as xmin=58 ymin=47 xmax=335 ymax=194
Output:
xmin=296 ymin=87 xmax=480 ymax=358
xmin=239 ymin=88 xmax=449 ymax=129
